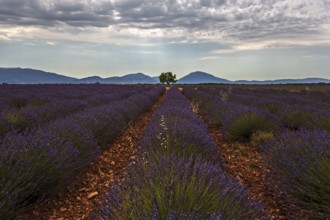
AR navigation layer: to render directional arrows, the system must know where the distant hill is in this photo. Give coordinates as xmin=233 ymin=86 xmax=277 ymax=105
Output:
xmin=78 ymin=76 xmax=104 ymax=83
xmin=1 ymin=67 xmax=329 ymax=84
xmin=152 ymin=76 xmax=160 ymax=83
xmin=178 ymin=71 xmax=232 ymax=84
xmin=79 ymin=73 xmax=158 ymax=84
xmin=235 ymin=78 xmax=330 ymax=84
xmin=0 ymin=68 xmax=76 ymax=84
xmin=0 ymin=68 xmax=158 ymax=84
xmin=178 ymin=71 xmax=330 ymax=84
xmin=104 ymin=73 xmax=158 ymax=84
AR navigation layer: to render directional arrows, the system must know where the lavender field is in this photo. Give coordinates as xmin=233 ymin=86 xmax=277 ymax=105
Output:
xmin=0 ymin=84 xmax=165 ymax=219
xmin=0 ymin=84 xmax=329 ymax=219
xmin=183 ymin=84 xmax=330 ymax=219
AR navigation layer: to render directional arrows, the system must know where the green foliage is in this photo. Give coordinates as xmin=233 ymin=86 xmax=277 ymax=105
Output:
xmin=30 ymin=98 xmax=48 ymax=107
xmin=264 ymin=103 xmax=279 ymax=113
xmin=313 ymin=115 xmax=330 ymax=131
xmin=227 ymin=113 xmax=277 ymax=142
xmin=5 ymin=112 xmax=28 ymax=131
xmin=250 ymin=131 xmax=274 ymax=148
xmin=280 ymin=109 xmax=314 ymax=130
xmin=0 ymin=120 xmax=8 ymax=136
xmin=159 ymin=72 xmax=178 ymax=85
xmin=9 ymin=97 xmax=28 ymax=109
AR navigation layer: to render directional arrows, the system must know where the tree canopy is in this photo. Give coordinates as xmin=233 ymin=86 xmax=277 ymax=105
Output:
xmin=159 ymin=72 xmax=178 ymax=85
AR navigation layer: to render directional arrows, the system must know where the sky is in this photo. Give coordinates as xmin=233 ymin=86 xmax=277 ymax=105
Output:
xmin=0 ymin=0 xmax=329 ymax=80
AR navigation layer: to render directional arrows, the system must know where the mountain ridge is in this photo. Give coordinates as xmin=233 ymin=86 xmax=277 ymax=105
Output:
xmin=178 ymin=71 xmax=231 ymax=84
xmin=0 ymin=67 xmax=329 ymax=84
xmin=0 ymin=67 xmax=76 ymax=84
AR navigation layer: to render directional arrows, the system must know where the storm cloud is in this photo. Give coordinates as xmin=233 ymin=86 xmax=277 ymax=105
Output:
xmin=0 ymin=0 xmax=329 ymax=44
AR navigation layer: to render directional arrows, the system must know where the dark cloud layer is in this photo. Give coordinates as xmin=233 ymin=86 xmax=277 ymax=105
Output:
xmin=0 ymin=0 xmax=329 ymax=43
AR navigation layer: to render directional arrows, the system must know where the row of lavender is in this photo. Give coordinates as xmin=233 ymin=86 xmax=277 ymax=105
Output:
xmin=97 ymin=88 xmax=264 ymax=219
xmin=198 ymin=85 xmax=330 ymax=131
xmin=198 ymin=84 xmax=330 ymax=108
xmin=0 ymin=84 xmax=149 ymax=137
xmin=183 ymin=86 xmax=330 ymax=218
xmin=0 ymin=85 xmax=165 ymax=219
xmin=0 ymin=84 xmax=147 ymax=110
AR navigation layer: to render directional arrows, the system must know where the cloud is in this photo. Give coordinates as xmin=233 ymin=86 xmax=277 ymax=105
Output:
xmin=0 ymin=35 xmax=11 ymax=42
xmin=199 ymin=56 xmax=222 ymax=60
xmin=46 ymin=41 xmax=57 ymax=46
xmin=0 ymin=0 xmax=329 ymax=49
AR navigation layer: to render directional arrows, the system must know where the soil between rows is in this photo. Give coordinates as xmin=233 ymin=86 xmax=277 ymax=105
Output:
xmin=20 ymin=91 xmax=167 ymax=220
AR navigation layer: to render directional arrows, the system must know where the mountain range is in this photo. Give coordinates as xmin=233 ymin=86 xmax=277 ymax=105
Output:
xmin=1 ymin=68 xmax=329 ymax=84
xmin=79 ymin=73 xmax=158 ymax=84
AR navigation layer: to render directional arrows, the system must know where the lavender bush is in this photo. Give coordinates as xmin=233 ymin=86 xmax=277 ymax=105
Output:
xmin=0 ymin=131 xmax=80 ymax=219
xmin=278 ymin=105 xmax=330 ymax=132
xmin=278 ymin=106 xmax=315 ymax=130
xmin=262 ymin=129 xmax=330 ymax=217
xmin=226 ymin=111 xmax=278 ymax=142
xmin=100 ymin=155 xmax=263 ymax=220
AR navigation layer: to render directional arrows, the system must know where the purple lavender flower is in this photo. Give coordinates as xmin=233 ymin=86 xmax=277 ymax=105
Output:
xmin=262 ymin=129 xmax=330 ymax=217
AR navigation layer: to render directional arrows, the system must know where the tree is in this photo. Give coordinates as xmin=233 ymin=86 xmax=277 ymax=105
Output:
xmin=159 ymin=72 xmax=178 ymax=85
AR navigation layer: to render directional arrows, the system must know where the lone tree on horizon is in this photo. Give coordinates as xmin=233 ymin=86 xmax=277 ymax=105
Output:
xmin=159 ymin=72 xmax=178 ymax=85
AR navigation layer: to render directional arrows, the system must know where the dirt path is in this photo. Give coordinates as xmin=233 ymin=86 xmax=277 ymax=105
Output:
xmin=20 ymin=91 xmax=166 ymax=220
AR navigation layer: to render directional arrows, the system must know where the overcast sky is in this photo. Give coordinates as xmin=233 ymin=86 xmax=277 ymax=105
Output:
xmin=0 ymin=0 xmax=329 ymax=80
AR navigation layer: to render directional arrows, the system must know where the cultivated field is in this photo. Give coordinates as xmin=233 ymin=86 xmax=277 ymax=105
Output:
xmin=0 ymin=84 xmax=329 ymax=219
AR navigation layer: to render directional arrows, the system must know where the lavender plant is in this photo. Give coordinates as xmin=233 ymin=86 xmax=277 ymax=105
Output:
xmin=262 ymin=129 xmax=330 ymax=218
xmin=279 ymin=106 xmax=315 ymax=130
xmin=226 ymin=112 xmax=278 ymax=142
xmin=0 ymin=131 xmax=80 ymax=219
xmin=99 ymin=155 xmax=264 ymax=220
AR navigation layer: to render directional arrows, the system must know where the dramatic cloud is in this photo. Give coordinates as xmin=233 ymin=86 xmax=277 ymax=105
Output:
xmin=0 ymin=0 xmax=329 ymax=46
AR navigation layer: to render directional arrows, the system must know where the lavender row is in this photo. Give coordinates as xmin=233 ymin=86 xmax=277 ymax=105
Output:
xmin=220 ymin=89 xmax=330 ymax=131
xmin=184 ymin=86 xmax=330 ymax=217
xmin=140 ymin=88 xmax=221 ymax=162
xmin=195 ymin=85 xmax=330 ymax=131
xmin=0 ymin=85 xmax=155 ymax=137
xmin=183 ymin=87 xmax=278 ymax=143
xmin=0 ymin=87 xmax=165 ymax=219
xmin=197 ymin=85 xmax=330 ymax=111
xmin=0 ymin=84 xmax=148 ymax=112
xmin=98 ymin=88 xmax=264 ymax=219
